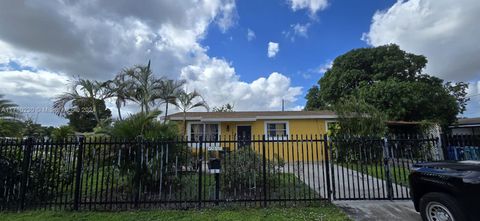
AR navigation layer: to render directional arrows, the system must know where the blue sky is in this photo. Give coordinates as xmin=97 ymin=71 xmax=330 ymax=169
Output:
xmin=0 ymin=0 xmax=478 ymax=126
xmin=203 ymin=0 xmax=396 ymax=107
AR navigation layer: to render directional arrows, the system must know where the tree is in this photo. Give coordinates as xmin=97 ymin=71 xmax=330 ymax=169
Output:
xmin=67 ymin=99 xmax=112 ymax=132
xmin=105 ymin=75 xmax=130 ymax=120
xmin=157 ymin=79 xmax=186 ymax=123
xmin=21 ymin=119 xmax=45 ymax=139
xmin=305 ymin=44 xmax=469 ymax=127
xmin=212 ymin=103 xmax=235 ymax=112
xmin=53 ymin=78 xmax=111 ymax=123
xmin=333 ymin=96 xmax=387 ymax=137
xmin=0 ymin=94 xmax=22 ymax=137
xmin=120 ymin=60 xmax=163 ymax=114
xmin=51 ymin=126 xmax=75 ymax=140
xmin=173 ymin=90 xmax=209 ymax=136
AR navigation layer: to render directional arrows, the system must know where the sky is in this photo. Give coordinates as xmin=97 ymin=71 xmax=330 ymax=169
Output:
xmin=0 ymin=0 xmax=479 ymax=126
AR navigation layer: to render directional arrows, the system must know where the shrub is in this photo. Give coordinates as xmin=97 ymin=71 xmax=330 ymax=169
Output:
xmin=110 ymin=110 xmax=178 ymax=140
xmin=0 ymin=142 xmax=73 ymax=209
xmin=51 ymin=125 xmax=75 ymax=141
xmin=221 ymin=147 xmax=284 ymax=195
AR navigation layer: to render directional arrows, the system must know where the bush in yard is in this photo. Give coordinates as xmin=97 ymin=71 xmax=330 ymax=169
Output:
xmin=221 ymin=147 xmax=284 ymax=196
xmin=51 ymin=125 xmax=75 ymax=141
xmin=0 ymin=142 xmax=73 ymax=208
xmin=108 ymin=111 xmax=188 ymax=195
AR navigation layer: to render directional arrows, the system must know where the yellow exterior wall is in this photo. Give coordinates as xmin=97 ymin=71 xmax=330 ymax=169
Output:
xmin=176 ymin=119 xmax=330 ymax=161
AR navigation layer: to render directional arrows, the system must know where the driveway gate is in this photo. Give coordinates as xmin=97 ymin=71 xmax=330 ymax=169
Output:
xmin=326 ymin=135 xmax=440 ymax=200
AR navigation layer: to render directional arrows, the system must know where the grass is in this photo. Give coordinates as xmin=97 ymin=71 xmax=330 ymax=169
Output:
xmin=0 ymin=204 xmax=350 ymax=221
xmin=338 ymin=162 xmax=410 ymax=186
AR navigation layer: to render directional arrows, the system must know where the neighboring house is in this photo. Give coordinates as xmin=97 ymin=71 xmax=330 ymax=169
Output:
xmin=167 ymin=110 xmax=337 ymax=161
xmin=449 ymin=117 xmax=480 ymax=135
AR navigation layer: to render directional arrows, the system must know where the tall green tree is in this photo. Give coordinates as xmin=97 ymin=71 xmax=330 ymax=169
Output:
xmin=157 ymin=79 xmax=186 ymax=123
xmin=120 ymin=60 xmax=163 ymax=114
xmin=305 ymin=44 xmax=469 ymax=127
xmin=105 ymin=75 xmax=130 ymax=120
xmin=174 ymin=90 xmax=209 ymax=136
xmin=333 ymin=96 xmax=387 ymax=137
xmin=53 ymin=78 xmax=111 ymax=123
xmin=66 ymin=99 xmax=112 ymax=132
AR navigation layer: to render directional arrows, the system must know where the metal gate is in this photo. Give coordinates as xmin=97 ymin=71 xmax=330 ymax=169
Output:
xmin=326 ymin=135 xmax=439 ymax=200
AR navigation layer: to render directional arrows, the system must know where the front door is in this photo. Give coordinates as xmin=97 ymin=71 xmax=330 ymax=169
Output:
xmin=237 ymin=126 xmax=251 ymax=148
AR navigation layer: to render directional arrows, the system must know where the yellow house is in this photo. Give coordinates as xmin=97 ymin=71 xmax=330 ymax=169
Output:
xmin=167 ymin=110 xmax=337 ymax=161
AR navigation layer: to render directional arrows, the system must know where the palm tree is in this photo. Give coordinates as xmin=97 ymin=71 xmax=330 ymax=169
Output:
xmin=157 ymin=79 xmax=186 ymax=123
xmin=0 ymin=94 xmax=19 ymax=120
xmin=173 ymin=90 xmax=209 ymax=136
xmin=120 ymin=60 xmax=163 ymax=114
xmin=106 ymin=75 xmax=130 ymax=120
xmin=53 ymin=78 xmax=111 ymax=123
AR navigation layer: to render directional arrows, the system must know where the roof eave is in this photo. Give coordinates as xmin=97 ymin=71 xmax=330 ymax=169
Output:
xmin=168 ymin=115 xmax=338 ymax=122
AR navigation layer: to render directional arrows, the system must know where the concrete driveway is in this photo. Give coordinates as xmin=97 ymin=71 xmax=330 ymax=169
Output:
xmin=334 ymin=200 xmax=421 ymax=221
xmin=286 ymin=162 xmax=422 ymax=221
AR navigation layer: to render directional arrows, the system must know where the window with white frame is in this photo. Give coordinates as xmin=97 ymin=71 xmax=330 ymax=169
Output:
xmin=266 ymin=122 xmax=288 ymax=139
xmin=190 ymin=123 xmax=219 ymax=142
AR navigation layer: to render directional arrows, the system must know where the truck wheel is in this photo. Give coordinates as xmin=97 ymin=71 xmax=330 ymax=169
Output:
xmin=419 ymin=192 xmax=466 ymax=221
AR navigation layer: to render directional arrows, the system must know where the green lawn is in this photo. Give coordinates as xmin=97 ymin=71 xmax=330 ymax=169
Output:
xmin=0 ymin=204 xmax=350 ymax=221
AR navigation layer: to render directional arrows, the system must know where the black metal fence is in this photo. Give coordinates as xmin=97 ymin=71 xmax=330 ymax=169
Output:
xmin=0 ymin=135 xmax=329 ymax=211
xmin=1 ymin=134 xmax=478 ymax=211
xmin=328 ymin=134 xmax=440 ymax=200
xmin=442 ymin=134 xmax=480 ymax=161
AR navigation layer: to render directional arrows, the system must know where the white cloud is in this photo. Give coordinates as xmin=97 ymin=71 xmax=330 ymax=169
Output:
xmin=0 ymin=1 xmax=306 ymax=125
xmin=363 ymin=0 xmax=480 ymax=117
xmin=267 ymin=42 xmax=280 ymax=58
xmin=301 ymin=60 xmax=332 ymax=79
xmin=0 ymin=0 xmax=237 ymax=80
xmin=215 ymin=0 xmax=238 ymax=33
xmin=293 ymin=23 xmax=310 ymax=38
xmin=363 ymin=0 xmax=480 ymax=82
xmin=181 ymin=57 xmax=303 ymax=110
xmin=288 ymin=0 xmax=329 ymax=16
xmin=283 ymin=23 xmax=311 ymax=42
xmin=247 ymin=28 xmax=256 ymax=41
xmin=316 ymin=60 xmax=333 ymax=74
xmin=462 ymin=81 xmax=480 ymax=117
xmin=291 ymin=105 xmax=305 ymax=111
xmin=0 ymin=69 xmax=70 ymax=126
xmin=0 ymin=70 xmax=69 ymax=98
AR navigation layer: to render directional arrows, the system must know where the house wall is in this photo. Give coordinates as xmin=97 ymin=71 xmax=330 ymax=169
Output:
xmin=175 ymin=119 xmax=330 ymax=161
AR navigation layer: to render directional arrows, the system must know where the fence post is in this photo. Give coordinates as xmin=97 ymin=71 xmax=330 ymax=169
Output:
xmin=262 ymin=135 xmax=267 ymax=207
xmin=197 ymin=137 xmax=203 ymax=208
xmin=323 ymin=135 xmax=332 ymax=202
xmin=383 ymin=137 xmax=393 ymax=200
xmin=134 ymin=137 xmax=143 ymax=209
xmin=19 ymin=137 xmax=34 ymax=211
xmin=73 ymin=137 xmax=84 ymax=211
xmin=440 ymin=134 xmax=449 ymax=160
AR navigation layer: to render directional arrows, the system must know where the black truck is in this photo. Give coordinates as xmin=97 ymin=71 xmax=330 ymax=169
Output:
xmin=409 ymin=161 xmax=480 ymax=221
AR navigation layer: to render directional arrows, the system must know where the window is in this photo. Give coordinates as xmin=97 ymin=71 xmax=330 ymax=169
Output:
xmin=189 ymin=123 xmax=219 ymax=142
xmin=265 ymin=122 xmax=288 ymax=139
